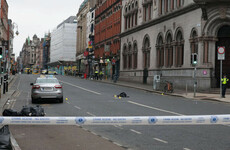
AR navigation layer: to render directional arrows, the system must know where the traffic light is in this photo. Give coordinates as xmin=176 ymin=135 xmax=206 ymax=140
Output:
xmin=0 ymin=47 xmax=2 ymax=59
xmin=192 ymin=53 xmax=198 ymax=66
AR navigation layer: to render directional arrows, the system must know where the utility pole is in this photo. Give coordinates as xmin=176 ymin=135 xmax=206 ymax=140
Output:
xmin=192 ymin=53 xmax=198 ymax=98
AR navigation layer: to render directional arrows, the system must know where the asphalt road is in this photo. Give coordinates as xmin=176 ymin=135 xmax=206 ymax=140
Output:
xmin=7 ymin=74 xmax=230 ymax=150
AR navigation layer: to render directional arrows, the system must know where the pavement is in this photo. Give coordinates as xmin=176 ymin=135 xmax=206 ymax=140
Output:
xmin=80 ymin=77 xmax=230 ymax=103
xmin=0 ymin=74 xmax=21 ymax=150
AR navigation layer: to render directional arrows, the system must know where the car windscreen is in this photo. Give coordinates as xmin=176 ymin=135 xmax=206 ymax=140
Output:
xmin=36 ymin=78 xmax=59 ymax=84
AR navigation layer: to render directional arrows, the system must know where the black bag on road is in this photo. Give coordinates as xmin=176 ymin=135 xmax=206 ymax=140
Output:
xmin=2 ymin=109 xmax=20 ymax=116
xmin=20 ymin=105 xmax=45 ymax=116
xmin=0 ymin=125 xmax=12 ymax=150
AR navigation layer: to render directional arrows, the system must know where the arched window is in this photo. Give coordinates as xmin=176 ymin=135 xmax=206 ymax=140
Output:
xmin=135 ymin=1 xmax=138 ymax=7
xmin=128 ymin=44 xmax=132 ymax=69
xmin=156 ymin=35 xmax=164 ymax=67
xmin=123 ymin=45 xmax=128 ymax=69
xmin=175 ymin=29 xmax=184 ymax=67
xmin=165 ymin=32 xmax=173 ymax=67
xmin=133 ymin=42 xmax=138 ymax=69
xmin=143 ymin=36 xmax=151 ymax=69
xmin=190 ymin=29 xmax=198 ymax=64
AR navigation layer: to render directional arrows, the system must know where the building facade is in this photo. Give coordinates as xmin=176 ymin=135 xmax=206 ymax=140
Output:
xmin=76 ymin=0 xmax=90 ymax=74
xmin=0 ymin=0 xmax=8 ymax=74
xmin=120 ymin=0 xmax=230 ymax=90
xmin=94 ymin=0 xmax=122 ymax=79
xmin=50 ymin=16 xmax=77 ymax=75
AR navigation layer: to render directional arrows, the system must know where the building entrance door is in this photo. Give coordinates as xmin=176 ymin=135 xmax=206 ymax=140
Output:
xmin=215 ymin=25 xmax=230 ymax=88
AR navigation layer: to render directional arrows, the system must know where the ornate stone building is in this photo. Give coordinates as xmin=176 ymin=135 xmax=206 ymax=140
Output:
xmin=120 ymin=0 xmax=230 ymax=90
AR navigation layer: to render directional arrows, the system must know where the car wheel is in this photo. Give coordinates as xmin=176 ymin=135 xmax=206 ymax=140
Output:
xmin=32 ymin=97 xmax=37 ymax=104
xmin=59 ymin=97 xmax=63 ymax=103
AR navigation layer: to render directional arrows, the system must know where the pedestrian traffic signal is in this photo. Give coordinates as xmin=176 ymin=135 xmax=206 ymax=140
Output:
xmin=0 ymin=47 xmax=2 ymax=59
xmin=192 ymin=53 xmax=198 ymax=66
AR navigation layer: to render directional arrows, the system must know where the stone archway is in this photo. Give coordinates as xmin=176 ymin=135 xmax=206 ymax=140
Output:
xmin=215 ymin=25 xmax=230 ymax=87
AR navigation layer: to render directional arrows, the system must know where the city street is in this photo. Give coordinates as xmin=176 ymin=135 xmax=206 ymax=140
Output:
xmin=7 ymin=74 xmax=230 ymax=150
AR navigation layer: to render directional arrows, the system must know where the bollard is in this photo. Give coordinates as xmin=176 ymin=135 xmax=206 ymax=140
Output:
xmin=6 ymin=81 xmax=8 ymax=92
xmin=3 ymin=82 xmax=5 ymax=94
xmin=186 ymin=83 xmax=188 ymax=96
xmin=0 ymin=84 xmax=1 ymax=98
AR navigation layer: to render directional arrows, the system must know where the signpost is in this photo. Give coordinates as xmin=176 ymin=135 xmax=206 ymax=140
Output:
xmin=192 ymin=53 xmax=198 ymax=97
xmin=218 ymin=47 xmax=225 ymax=98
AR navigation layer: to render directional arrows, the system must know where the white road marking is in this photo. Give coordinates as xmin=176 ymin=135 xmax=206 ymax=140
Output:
xmin=153 ymin=138 xmax=168 ymax=144
xmin=87 ymin=112 xmax=96 ymax=116
xmin=130 ymin=129 xmax=142 ymax=135
xmin=91 ymin=132 xmax=98 ymax=136
xmin=114 ymin=125 xmax=123 ymax=130
xmin=102 ymin=136 xmax=109 ymax=140
xmin=183 ymin=148 xmax=191 ymax=150
xmin=113 ymin=142 xmax=122 ymax=147
xmin=128 ymin=101 xmax=184 ymax=116
xmin=17 ymin=76 xmax=21 ymax=90
xmin=60 ymin=80 xmax=101 ymax=95
xmin=66 ymin=101 xmax=70 ymax=104
xmin=26 ymin=92 xmax=30 ymax=105
xmin=74 ymin=106 xmax=81 ymax=110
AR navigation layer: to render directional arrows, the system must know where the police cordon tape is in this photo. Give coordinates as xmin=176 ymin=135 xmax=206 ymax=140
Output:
xmin=0 ymin=115 xmax=230 ymax=125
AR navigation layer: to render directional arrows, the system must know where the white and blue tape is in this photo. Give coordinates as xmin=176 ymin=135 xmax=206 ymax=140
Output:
xmin=0 ymin=115 xmax=230 ymax=125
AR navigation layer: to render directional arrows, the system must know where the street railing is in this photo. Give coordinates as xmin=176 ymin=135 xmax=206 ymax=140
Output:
xmin=0 ymin=115 xmax=230 ymax=125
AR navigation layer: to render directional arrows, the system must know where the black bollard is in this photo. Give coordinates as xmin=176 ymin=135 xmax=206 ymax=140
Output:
xmin=6 ymin=81 xmax=8 ymax=92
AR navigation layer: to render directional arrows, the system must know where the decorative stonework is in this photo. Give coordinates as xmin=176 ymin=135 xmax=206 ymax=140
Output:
xmin=219 ymin=7 xmax=227 ymax=19
xmin=173 ymin=22 xmax=176 ymax=30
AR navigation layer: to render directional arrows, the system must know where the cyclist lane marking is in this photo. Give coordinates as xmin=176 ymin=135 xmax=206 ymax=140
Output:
xmin=59 ymin=80 xmax=101 ymax=95
xmin=127 ymin=101 xmax=184 ymax=116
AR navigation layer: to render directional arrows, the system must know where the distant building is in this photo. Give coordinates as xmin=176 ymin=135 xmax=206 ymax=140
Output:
xmin=50 ymin=16 xmax=77 ymax=63
xmin=43 ymin=33 xmax=51 ymax=70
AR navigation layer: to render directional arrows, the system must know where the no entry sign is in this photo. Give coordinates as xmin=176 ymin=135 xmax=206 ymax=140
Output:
xmin=218 ymin=47 xmax=225 ymax=60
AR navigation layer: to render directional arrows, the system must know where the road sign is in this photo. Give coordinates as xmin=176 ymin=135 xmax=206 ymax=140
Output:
xmin=218 ymin=47 xmax=225 ymax=60
xmin=218 ymin=46 xmax=225 ymax=97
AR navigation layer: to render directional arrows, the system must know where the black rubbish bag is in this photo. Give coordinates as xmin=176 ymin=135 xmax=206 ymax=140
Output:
xmin=2 ymin=109 xmax=20 ymax=116
xmin=20 ymin=105 xmax=45 ymax=116
xmin=0 ymin=125 xmax=12 ymax=150
xmin=117 ymin=92 xmax=129 ymax=98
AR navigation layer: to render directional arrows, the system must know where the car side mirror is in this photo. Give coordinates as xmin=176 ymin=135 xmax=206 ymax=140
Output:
xmin=30 ymin=83 xmax=34 ymax=86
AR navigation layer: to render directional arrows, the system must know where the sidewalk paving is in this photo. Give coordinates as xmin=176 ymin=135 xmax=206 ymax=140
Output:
xmin=0 ymin=75 xmax=20 ymax=150
xmin=0 ymin=75 xmax=16 ymax=114
xmin=88 ymin=77 xmax=230 ymax=103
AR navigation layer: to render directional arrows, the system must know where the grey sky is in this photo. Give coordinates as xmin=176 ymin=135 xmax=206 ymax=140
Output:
xmin=7 ymin=0 xmax=80 ymax=57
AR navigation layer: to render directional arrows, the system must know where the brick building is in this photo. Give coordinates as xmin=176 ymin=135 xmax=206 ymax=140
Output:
xmin=94 ymin=0 xmax=122 ymax=79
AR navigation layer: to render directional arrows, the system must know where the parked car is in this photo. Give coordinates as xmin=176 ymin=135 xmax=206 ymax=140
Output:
xmin=41 ymin=69 xmax=47 ymax=74
xmin=30 ymin=75 xmax=63 ymax=103
xmin=48 ymin=70 xmax=58 ymax=75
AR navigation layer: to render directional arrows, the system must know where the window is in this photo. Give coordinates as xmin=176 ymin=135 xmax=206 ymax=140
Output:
xmin=91 ymin=12 xmax=94 ymax=19
xmin=157 ymin=35 xmax=164 ymax=67
xmin=166 ymin=33 xmax=173 ymax=67
xmin=135 ymin=12 xmax=138 ymax=25
xmin=159 ymin=0 xmax=163 ymax=15
xmin=133 ymin=43 xmax=138 ymax=69
xmin=123 ymin=45 xmax=127 ymax=69
xmin=128 ymin=44 xmax=132 ymax=69
xmin=143 ymin=36 xmax=150 ymax=69
xmin=175 ymin=30 xmax=184 ymax=67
